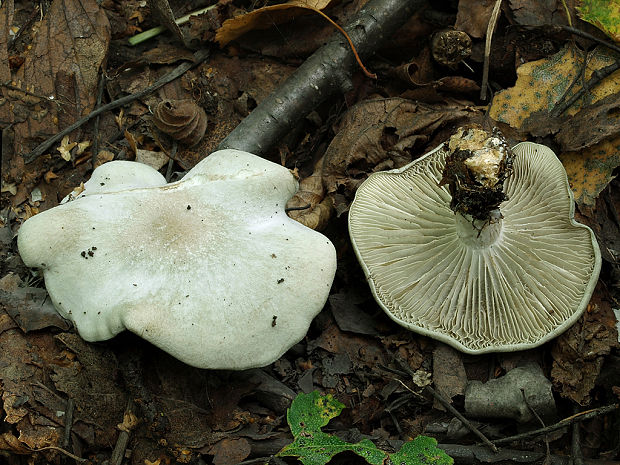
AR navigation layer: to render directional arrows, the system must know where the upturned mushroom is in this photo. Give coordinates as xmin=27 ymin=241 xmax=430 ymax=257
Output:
xmin=18 ymin=150 xmax=337 ymax=369
xmin=348 ymin=128 xmax=601 ymax=353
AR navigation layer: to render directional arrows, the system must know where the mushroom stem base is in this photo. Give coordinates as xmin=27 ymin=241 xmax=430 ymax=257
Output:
xmin=455 ymin=212 xmax=502 ymax=249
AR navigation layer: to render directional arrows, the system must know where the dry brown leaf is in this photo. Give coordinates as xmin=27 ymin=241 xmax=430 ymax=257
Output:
xmin=2 ymin=0 xmax=110 ymax=151
xmin=322 ymin=98 xmax=471 ymax=214
xmin=215 ymin=0 xmax=336 ymax=46
xmin=208 ymin=438 xmax=251 ymax=465
xmin=432 ymin=344 xmax=467 ymax=410
xmin=455 ymin=0 xmax=496 ymax=38
xmin=286 ymin=156 xmax=332 ymax=230
xmin=551 ymin=286 xmax=619 ymax=405
xmin=148 ymin=0 xmax=185 ymax=44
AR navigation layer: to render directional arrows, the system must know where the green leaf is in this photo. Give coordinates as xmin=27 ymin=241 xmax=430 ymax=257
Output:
xmin=277 ymin=391 xmax=453 ymax=465
xmin=577 ymin=0 xmax=620 ymax=43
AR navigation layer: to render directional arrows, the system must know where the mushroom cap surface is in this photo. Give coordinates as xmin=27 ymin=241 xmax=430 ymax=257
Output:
xmin=18 ymin=150 xmax=337 ymax=369
xmin=348 ymin=142 xmax=601 ymax=353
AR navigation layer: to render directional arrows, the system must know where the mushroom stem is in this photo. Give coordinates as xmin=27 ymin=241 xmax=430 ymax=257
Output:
xmin=455 ymin=213 xmax=503 ymax=247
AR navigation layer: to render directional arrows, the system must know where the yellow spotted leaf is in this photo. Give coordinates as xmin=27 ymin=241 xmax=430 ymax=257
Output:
xmin=489 ymin=44 xmax=620 ymax=206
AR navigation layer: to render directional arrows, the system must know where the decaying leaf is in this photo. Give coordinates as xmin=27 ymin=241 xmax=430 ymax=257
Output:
xmin=57 ymin=135 xmax=77 ymax=161
xmin=1 ymin=0 xmax=110 ymax=151
xmin=286 ymin=156 xmax=332 ymax=230
xmin=215 ymin=0 xmax=336 ymax=46
xmin=322 ymin=98 xmax=471 ymax=214
xmin=489 ymin=44 xmax=620 ymax=206
xmin=148 ymin=0 xmax=186 ymax=44
xmin=51 ymin=333 xmax=127 ymax=447
xmin=207 ymin=438 xmax=251 ymax=465
xmin=277 ymin=391 xmax=453 ymax=465
xmin=551 ymin=285 xmax=619 ymax=405
xmin=0 ymin=273 xmax=71 ymax=332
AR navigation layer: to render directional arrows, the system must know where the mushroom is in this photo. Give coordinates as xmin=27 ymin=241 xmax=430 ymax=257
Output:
xmin=18 ymin=150 xmax=337 ymax=369
xmin=348 ymin=129 xmax=601 ymax=353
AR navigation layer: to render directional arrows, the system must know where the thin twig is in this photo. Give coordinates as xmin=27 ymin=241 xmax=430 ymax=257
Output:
xmin=165 ymin=141 xmax=178 ymax=182
xmin=492 ymin=404 xmax=619 ymax=445
xmin=110 ymin=399 xmax=137 ymax=465
xmin=393 ymin=356 xmax=498 ymax=453
xmin=92 ymin=72 xmax=107 ymax=169
xmin=2 ymin=81 xmax=60 ymax=106
xmin=30 ymin=446 xmax=86 ymax=463
xmin=521 ymin=388 xmax=550 ymax=463
xmin=426 ymin=384 xmax=498 ymax=453
xmin=307 ymin=7 xmax=376 ymax=79
xmin=561 ymin=25 xmax=620 ymax=55
xmin=62 ymin=398 xmax=75 ymax=449
xmin=571 ymin=405 xmax=584 ymax=465
xmin=551 ymin=62 xmax=619 ymax=117
xmin=480 ymin=0 xmax=502 ymax=100
xmin=23 ymin=49 xmax=210 ymax=164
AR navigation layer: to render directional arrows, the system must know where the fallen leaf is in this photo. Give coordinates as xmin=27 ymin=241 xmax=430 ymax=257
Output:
xmin=0 ymin=273 xmax=71 ymax=332
xmin=208 ymin=438 xmax=251 ymax=465
xmin=277 ymin=391 xmax=453 ymax=465
xmin=51 ymin=333 xmax=127 ymax=447
xmin=489 ymin=44 xmax=620 ymax=205
xmin=57 ymin=135 xmax=77 ymax=161
xmin=559 ymin=138 xmax=620 ymax=206
xmin=215 ymin=0 xmax=337 ymax=46
xmin=551 ymin=285 xmax=620 ymax=405
xmin=148 ymin=0 xmax=185 ymax=44
xmin=322 ymin=98 xmax=471 ymax=214
xmin=2 ymin=0 xmax=110 ymax=154
xmin=432 ymin=345 xmax=466 ymax=410
xmin=577 ymin=0 xmax=620 ymax=43
xmin=286 ymin=156 xmax=332 ymax=230
xmin=455 ymin=0 xmax=496 ymax=38
xmin=152 ymin=99 xmax=207 ymax=146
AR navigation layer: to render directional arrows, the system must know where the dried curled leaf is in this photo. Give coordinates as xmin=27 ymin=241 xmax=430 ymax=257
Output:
xmin=287 ymin=156 xmax=333 ymax=230
xmin=152 ymin=99 xmax=207 ymax=146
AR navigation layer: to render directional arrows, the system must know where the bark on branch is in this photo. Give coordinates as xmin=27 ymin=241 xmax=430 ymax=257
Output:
xmin=217 ymin=0 xmax=427 ymax=155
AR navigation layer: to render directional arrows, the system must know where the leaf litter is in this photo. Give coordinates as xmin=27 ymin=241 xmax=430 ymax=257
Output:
xmin=1 ymin=0 xmax=620 ymax=463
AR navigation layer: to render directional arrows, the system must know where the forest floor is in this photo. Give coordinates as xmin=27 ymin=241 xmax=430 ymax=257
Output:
xmin=1 ymin=0 xmax=620 ymax=464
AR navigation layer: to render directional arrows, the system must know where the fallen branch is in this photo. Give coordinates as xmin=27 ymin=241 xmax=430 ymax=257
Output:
xmin=492 ymin=403 xmax=618 ymax=446
xmin=217 ymin=0 xmax=426 ymax=155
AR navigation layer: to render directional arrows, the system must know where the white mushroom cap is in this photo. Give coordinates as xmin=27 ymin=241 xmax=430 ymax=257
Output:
xmin=348 ymin=142 xmax=601 ymax=353
xmin=61 ymin=160 xmax=167 ymax=202
xmin=18 ymin=150 xmax=337 ymax=369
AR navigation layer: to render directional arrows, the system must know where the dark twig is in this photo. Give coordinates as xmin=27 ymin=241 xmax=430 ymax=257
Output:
xmin=218 ymin=0 xmax=426 ymax=155
xmin=521 ymin=388 xmax=550 ymax=463
xmin=91 ymin=72 xmax=107 ymax=169
xmin=62 ymin=398 xmax=75 ymax=449
xmin=393 ymin=356 xmax=498 ymax=453
xmin=551 ymin=61 xmax=620 ymax=116
xmin=23 ymin=49 xmax=210 ymax=164
xmin=571 ymin=405 xmax=584 ymax=465
xmin=110 ymin=400 xmax=137 ymax=465
xmin=30 ymin=446 xmax=86 ymax=463
xmin=561 ymin=25 xmax=620 ymax=55
xmin=426 ymin=384 xmax=498 ymax=453
xmin=492 ymin=404 xmax=619 ymax=446
xmin=165 ymin=141 xmax=178 ymax=182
